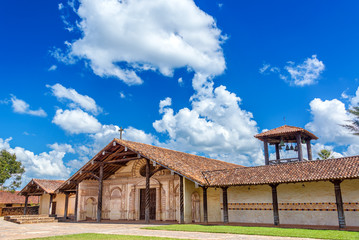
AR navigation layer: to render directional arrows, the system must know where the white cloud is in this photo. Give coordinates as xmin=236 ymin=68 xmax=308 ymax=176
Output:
xmin=59 ymin=0 xmax=225 ymax=85
xmin=48 ymin=65 xmax=57 ymax=71
xmin=159 ymin=97 xmax=172 ymax=113
xmin=47 ymin=83 xmax=102 ymax=115
xmin=10 ymin=95 xmax=47 ymax=117
xmin=47 ymin=143 xmax=75 ymax=154
xmin=261 ymin=55 xmax=325 ymax=86
xmin=58 ymin=3 xmax=64 ymax=10
xmin=153 ymin=82 xmax=263 ymax=166
xmin=178 ymin=77 xmax=184 ymax=86
xmin=119 ymin=92 xmax=126 ymax=99
xmin=305 ymin=98 xmax=356 ymax=145
xmin=52 ymin=108 xmax=102 ymax=134
xmin=284 ymin=55 xmax=325 ymax=86
xmin=350 ymin=87 xmax=359 ymax=107
xmin=0 ymin=137 xmax=71 ymax=182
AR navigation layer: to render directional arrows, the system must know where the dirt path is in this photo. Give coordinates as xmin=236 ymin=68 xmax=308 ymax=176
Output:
xmin=0 ymin=218 xmax=317 ymax=240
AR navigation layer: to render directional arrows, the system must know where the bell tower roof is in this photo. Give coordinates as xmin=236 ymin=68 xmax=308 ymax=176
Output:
xmin=255 ymin=125 xmax=318 ymax=144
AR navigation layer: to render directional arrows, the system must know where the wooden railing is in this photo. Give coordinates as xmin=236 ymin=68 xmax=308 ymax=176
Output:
xmin=269 ymin=158 xmax=309 ymax=165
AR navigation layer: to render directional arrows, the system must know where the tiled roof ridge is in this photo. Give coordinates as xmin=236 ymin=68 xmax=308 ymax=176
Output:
xmin=202 ymin=155 xmax=359 ymax=174
xmin=115 ymin=138 xmax=242 ymax=167
xmin=32 ymin=179 xmax=65 ymax=193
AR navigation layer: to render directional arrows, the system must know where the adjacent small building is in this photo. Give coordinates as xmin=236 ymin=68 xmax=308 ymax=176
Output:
xmin=0 ymin=191 xmax=39 ymax=216
xmin=19 ymin=125 xmax=359 ymax=229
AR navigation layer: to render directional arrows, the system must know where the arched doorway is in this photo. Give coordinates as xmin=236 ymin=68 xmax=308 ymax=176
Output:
xmin=85 ymin=197 xmax=96 ymax=220
xmin=191 ymin=192 xmax=200 ymax=222
xmin=110 ymin=188 xmax=122 ymax=220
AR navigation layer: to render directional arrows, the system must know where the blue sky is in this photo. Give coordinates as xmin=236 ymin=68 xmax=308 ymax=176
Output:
xmin=1 ymin=0 xmax=358 ymax=185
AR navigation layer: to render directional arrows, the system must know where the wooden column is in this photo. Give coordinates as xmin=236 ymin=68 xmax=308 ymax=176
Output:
xmin=23 ymin=195 xmax=29 ymax=215
xmin=145 ymin=158 xmax=150 ymax=223
xmin=202 ymin=187 xmax=208 ymax=223
xmin=306 ymin=140 xmax=312 ymax=160
xmin=295 ymin=133 xmax=303 ymax=162
xmin=264 ymin=140 xmax=269 ymax=165
xmin=331 ymin=180 xmax=346 ymax=228
xmin=270 ymin=184 xmax=279 ymax=226
xmin=64 ymin=192 xmax=69 ymax=219
xmin=48 ymin=194 xmax=53 ymax=215
xmin=179 ymin=175 xmax=184 ymax=224
xmin=275 ymin=143 xmax=280 ymax=161
xmin=97 ymin=163 xmax=104 ymax=223
xmin=74 ymin=184 xmax=79 ymax=222
xmin=222 ymin=187 xmax=229 ymax=223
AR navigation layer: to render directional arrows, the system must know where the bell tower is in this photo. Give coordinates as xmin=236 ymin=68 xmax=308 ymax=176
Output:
xmin=255 ymin=125 xmax=318 ymax=165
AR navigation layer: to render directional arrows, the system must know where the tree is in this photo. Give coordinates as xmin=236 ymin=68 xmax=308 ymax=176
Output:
xmin=0 ymin=150 xmax=25 ymax=191
xmin=317 ymin=149 xmax=333 ymax=160
xmin=343 ymin=106 xmax=359 ymax=135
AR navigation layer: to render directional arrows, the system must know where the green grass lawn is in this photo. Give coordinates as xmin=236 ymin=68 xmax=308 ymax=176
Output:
xmin=144 ymin=224 xmax=359 ymax=240
xmin=25 ymin=233 xmax=187 ymax=240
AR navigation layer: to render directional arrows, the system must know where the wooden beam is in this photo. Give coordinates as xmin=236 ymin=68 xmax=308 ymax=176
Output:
xmin=145 ymin=158 xmax=150 ymax=224
xmin=179 ymin=175 xmax=184 ymax=224
xmin=48 ymin=194 xmax=53 ymax=216
xmin=264 ymin=140 xmax=269 ymax=165
xmin=74 ymin=184 xmax=79 ymax=222
xmin=23 ymin=195 xmax=28 ymax=215
xmin=97 ymin=163 xmax=104 ymax=223
xmin=331 ymin=180 xmax=346 ymax=228
xmin=222 ymin=187 xmax=229 ymax=223
xmin=202 ymin=187 xmax=208 ymax=223
xmin=102 ymin=156 xmax=141 ymax=164
xmin=296 ymin=133 xmax=303 ymax=162
xmin=306 ymin=140 xmax=312 ymax=160
xmin=270 ymin=184 xmax=280 ymax=226
xmin=149 ymin=166 xmax=165 ymax=178
xmin=64 ymin=193 xmax=69 ymax=219
xmin=275 ymin=143 xmax=280 ymax=160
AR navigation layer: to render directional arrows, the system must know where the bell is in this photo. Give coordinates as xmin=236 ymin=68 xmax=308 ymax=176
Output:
xmin=302 ymin=139 xmax=306 ymax=144
xmin=290 ymin=144 xmax=294 ymax=150
xmin=280 ymin=139 xmax=285 ymax=147
xmin=285 ymin=144 xmax=290 ymax=151
xmin=294 ymin=145 xmax=298 ymax=151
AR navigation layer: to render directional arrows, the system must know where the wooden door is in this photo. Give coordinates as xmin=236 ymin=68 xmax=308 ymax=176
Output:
xmin=140 ymin=188 xmax=156 ymax=220
xmin=51 ymin=202 xmax=57 ymax=215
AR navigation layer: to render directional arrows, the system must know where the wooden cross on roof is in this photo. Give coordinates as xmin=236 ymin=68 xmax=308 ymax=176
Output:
xmin=119 ymin=127 xmax=124 ymax=139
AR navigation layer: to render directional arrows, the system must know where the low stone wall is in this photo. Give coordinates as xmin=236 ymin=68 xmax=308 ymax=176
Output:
xmin=1 ymin=206 xmax=39 ymax=216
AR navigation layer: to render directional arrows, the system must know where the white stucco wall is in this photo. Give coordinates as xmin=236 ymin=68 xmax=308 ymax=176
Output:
xmin=227 ymin=185 xmax=273 ymax=224
xmin=223 ymin=180 xmax=358 ymax=227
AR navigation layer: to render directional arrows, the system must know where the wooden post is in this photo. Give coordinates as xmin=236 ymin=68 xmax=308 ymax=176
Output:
xmin=306 ymin=140 xmax=312 ymax=160
xmin=331 ymin=180 xmax=346 ymax=228
xmin=74 ymin=184 xmax=79 ymax=222
xmin=264 ymin=140 xmax=269 ymax=165
xmin=23 ymin=195 xmax=29 ymax=215
xmin=270 ymin=184 xmax=280 ymax=226
xmin=64 ymin=192 xmax=69 ymax=219
xmin=275 ymin=143 xmax=280 ymax=162
xmin=295 ymin=133 xmax=303 ymax=162
xmin=48 ymin=194 xmax=53 ymax=216
xmin=145 ymin=158 xmax=150 ymax=223
xmin=179 ymin=175 xmax=184 ymax=224
xmin=97 ymin=163 xmax=104 ymax=223
xmin=222 ymin=187 xmax=229 ymax=223
xmin=202 ymin=187 xmax=208 ymax=223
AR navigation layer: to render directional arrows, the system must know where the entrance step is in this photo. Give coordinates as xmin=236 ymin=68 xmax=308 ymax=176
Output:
xmin=4 ymin=215 xmax=58 ymax=224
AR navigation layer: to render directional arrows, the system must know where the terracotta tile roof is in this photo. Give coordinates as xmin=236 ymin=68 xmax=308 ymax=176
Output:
xmin=203 ymin=156 xmax=359 ymax=186
xmin=255 ymin=125 xmax=318 ymax=140
xmin=32 ymin=179 xmax=65 ymax=193
xmin=0 ymin=191 xmax=39 ymax=204
xmin=20 ymin=179 xmax=65 ymax=195
xmin=115 ymin=139 xmax=241 ymax=185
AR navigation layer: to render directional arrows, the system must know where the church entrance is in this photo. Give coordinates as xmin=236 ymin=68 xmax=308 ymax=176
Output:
xmin=140 ymin=188 xmax=156 ymax=220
